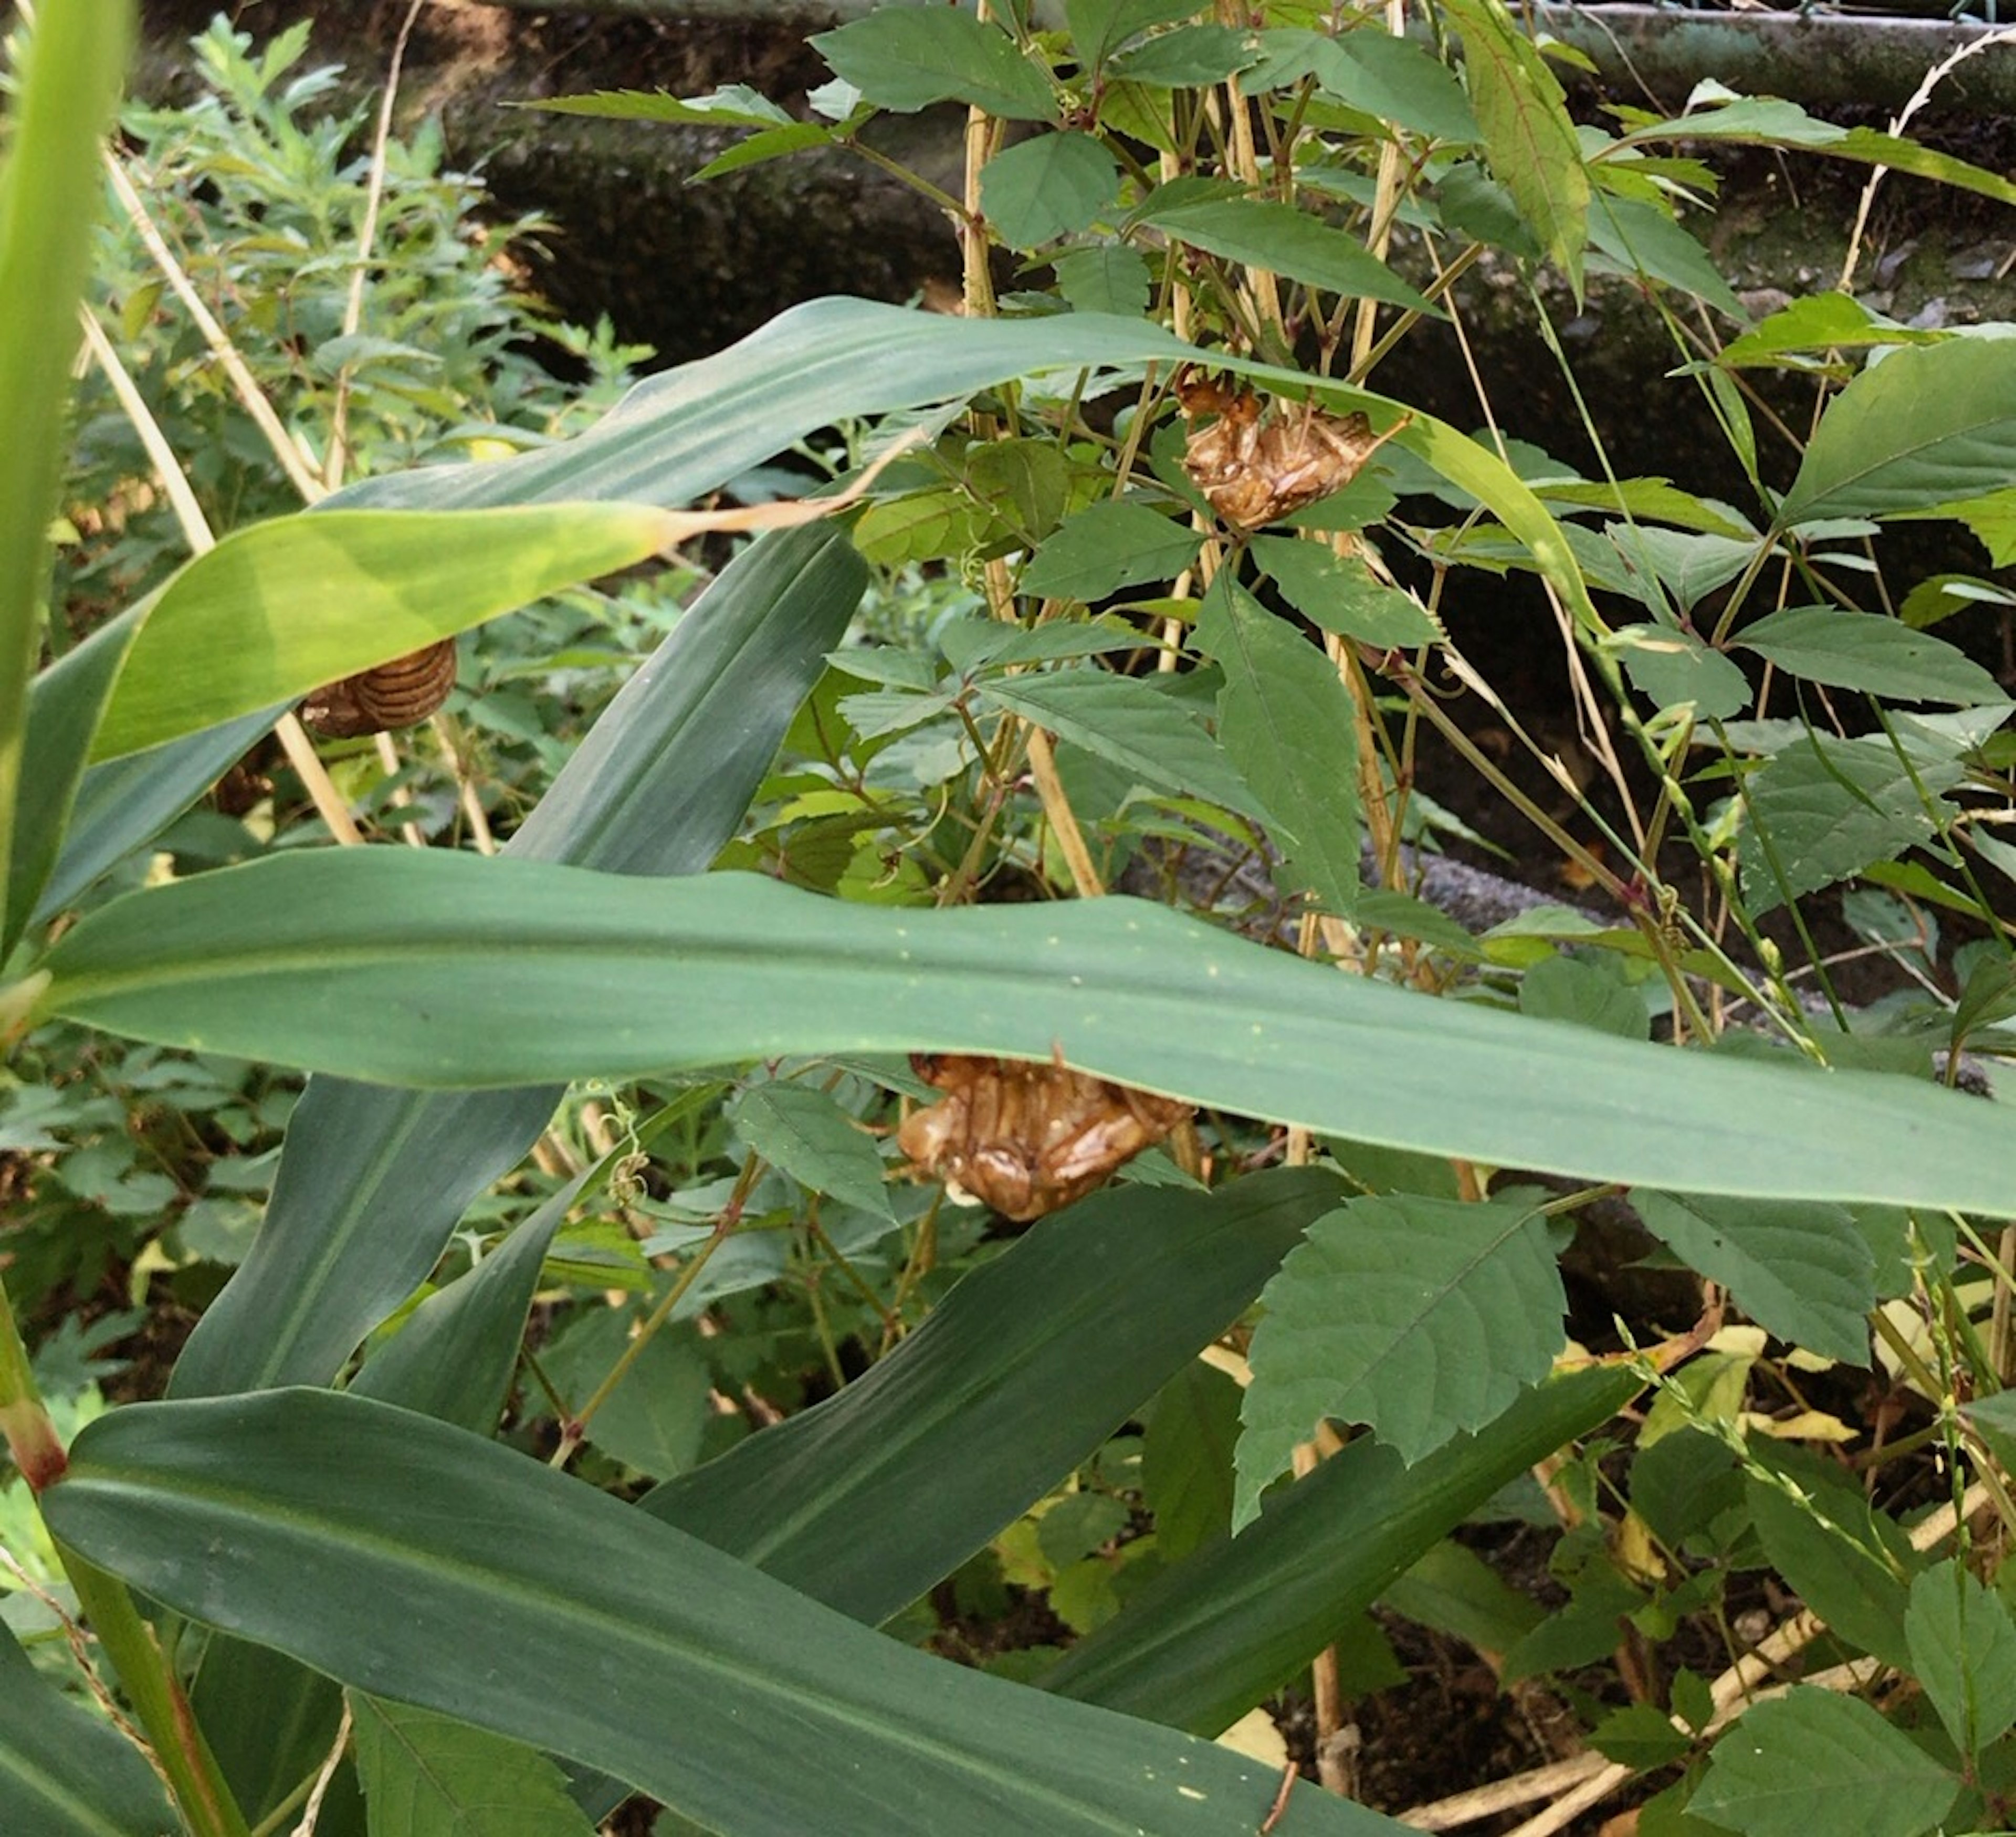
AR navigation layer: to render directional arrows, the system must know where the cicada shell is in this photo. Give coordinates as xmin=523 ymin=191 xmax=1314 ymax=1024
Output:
xmin=898 ymin=1053 xmax=1193 ymax=1222
xmin=300 ymin=638 xmax=458 ymax=739
xmin=1177 ymin=368 xmax=1394 ymax=530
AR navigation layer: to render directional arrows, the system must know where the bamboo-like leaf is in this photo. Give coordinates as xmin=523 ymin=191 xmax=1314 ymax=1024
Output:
xmin=0 ymin=1621 xmax=174 ymax=1837
xmin=1438 ymin=0 xmax=1589 ymax=291
xmin=0 ymin=0 xmax=133 ymax=935
xmin=646 ymin=1170 xmax=1339 ymax=1624
xmin=39 ymin=852 xmax=2016 ymax=1217
xmin=169 ymin=526 xmax=865 ymax=1401
xmin=88 ymin=506 xmax=674 ymax=763
xmin=44 ymin=1389 xmax=1408 ymax=1837
xmin=1044 ymin=1367 xmax=1641 ymax=1733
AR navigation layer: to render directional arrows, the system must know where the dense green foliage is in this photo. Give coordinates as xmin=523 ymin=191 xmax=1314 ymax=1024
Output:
xmin=5 ymin=4 xmax=2016 ymax=1835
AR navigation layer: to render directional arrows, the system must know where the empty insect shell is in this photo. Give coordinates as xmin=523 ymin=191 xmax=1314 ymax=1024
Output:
xmin=299 ymin=638 xmax=458 ymax=738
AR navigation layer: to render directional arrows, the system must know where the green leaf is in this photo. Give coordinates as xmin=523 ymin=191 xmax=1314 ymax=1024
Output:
xmin=0 ymin=1620 xmax=175 ymax=1837
xmin=1379 ymin=1538 xmax=1544 ymax=1657
xmin=168 ymin=524 xmax=865 ymax=1401
xmin=1437 ymin=0 xmax=1589 ymax=291
xmin=1519 ymin=956 xmax=1648 ymax=1040
xmin=1194 ymin=578 xmax=1361 ymax=915
xmin=981 ymin=132 xmax=1121 ymax=248
xmin=977 ymin=669 xmax=1264 ymax=814
xmin=1925 ymin=487 xmax=2016 ymax=568
xmin=349 ymin=1177 xmax=578 ymax=1435
xmin=1053 ymin=244 xmax=1152 ymax=318
xmin=45 ymin=1390 xmax=1404 ymax=1837
xmin=88 ymin=505 xmax=670 ymax=763
xmin=1609 ymin=625 xmax=1751 ymax=720
xmin=1691 ymin=1690 xmax=1959 ymax=1837
xmin=808 ymin=11 xmax=1054 ymax=120
xmin=732 ymin=1081 xmax=894 ymax=1222
xmin=0 ymin=0 xmax=133 ymax=943
xmin=1021 ymin=499 xmax=1203 ymax=599
xmin=1045 ymin=1366 xmax=1642 ymax=1733
xmin=1108 ymin=24 xmax=1263 ymax=86
xmin=647 ymin=1171 xmax=1338 ymax=1624
xmin=527 ymin=86 xmax=793 ymax=128
xmin=1734 ymin=604 xmax=2004 ymax=706
xmin=1589 ymin=194 xmax=1744 ymax=322
xmin=1065 ymin=0 xmax=1206 ymax=71
xmin=1746 ymin=1453 xmax=1917 ymax=1671
xmin=351 ymin=1695 xmax=596 ymax=1837
xmin=1139 ymin=197 xmax=1435 ymax=316
xmin=1142 ymin=1359 xmax=1244 ymax=1563
xmin=1905 ymin=1560 xmax=2016 ymax=1757
xmin=541 ymin=1308 xmax=709 ymax=1481
xmin=1234 ymin=1194 xmax=1567 ymax=1527
xmin=1738 ymin=731 xmax=1964 ymax=916
xmin=1307 ymin=31 xmax=1479 ymax=144
xmin=1590 ymin=1701 xmax=1693 ymax=1771
xmin=1897 ymin=571 xmax=2016 ymax=632
xmin=1962 ymin=1390 xmax=2016 ymax=1477
xmin=1778 ymin=338 xmax=2016 ymax=528
xmin=1250 ymin=538 xmax=1441 ymax=647
xmin=1714 ymin=292 xmax=1938 ymax=371
xmin=314 ymin=297 xmax=1593 ymax=635
xmin=42 ymin=852 xmax=2016 ymax=1221
xmin=1634 ymin=1192 xmax=1875 ymax=1365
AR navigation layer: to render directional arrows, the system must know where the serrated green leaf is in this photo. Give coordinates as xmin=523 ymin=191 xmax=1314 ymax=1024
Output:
xmin=1897 ymin=571 xmax=2016 ymax=633
xmin=1250 ymin=538 xmax=1440 ymax=647
xmin=965 ymin=439 xmax=1072 ymax=545
xmin=1308 ymin=30 xmax=1479 ymax=144
xmin=981 ymin=132 xmax=1121 ymax=249
xmin=1738 ymin=731 xmax=1965 ymax=916
xmin=1379 ymin=1538 xmax=1544 ymax=1657
xmin=1022 ymin=499 xmax=1203 ymax=599
xmin=1589 ymin=193 xmax=1743 ymax=322
xmin=1610 ymin=625 xmax=1751 ymax=719
xmin=692 ymin=120 xmax=840 ymax=183
xmin=1779 ymin=338 xmax=2016 ymax=528
xmin=1194 ymin=578 xmax=1360 ymax=916
xmin=809 ymin=11 xmax=1054 ymax=120
xmin=1963 ymin=1389 xmax=2016 ymax=1477
xmin=1518 ymin=955 xmax=1648 ymax=1040
xmin=1054 ymin=244 xmax=1153 ymax=318
xmin=1924 ymin=487 xmax=2016 ymax=568
xmin=1234 ymin=1194 xmax=1567 ymax=1527
xmin=1066 ymin=0 xmax=1206 ymax=68
xmin=352 ymin=1694 xmax=596 ymax=1836
xmin=978 ymin=669 xmax=1264 ymax=815
xmin=1139 ymin=197 xmax=1435 ymax=315
xmin=541 ymin=1308 xmax=710 ymax=1481
xmin=1905 ymin=1560 xmax=2016 ymax=1757
xmin=1590 ymin=1701 xmax=1693 ymax=1770
xmin=1438 ymin=0 xmax=1589 ymax=290
xmin=1634 ymin=1192 xmax=1874 ymax=1364
xmin=1746 ymin=1451 xmax=1917 ymax=1671
xmin=1737 ymin=604 xmax=2004 ymax=705
xmin=1108 ymin=23 xmax=1262 ymax=86
xmin=1692 ymin=1689 xmax=1959 ymax=1837
xmin=1713 ymin=292 xmax=1936 ymax=371
xmin=732 ymin=1081 xmax=894 ymax=1222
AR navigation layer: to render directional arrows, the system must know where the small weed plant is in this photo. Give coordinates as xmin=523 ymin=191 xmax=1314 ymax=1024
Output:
xmin=3 ymin=3 xmax=2016 ymax=1835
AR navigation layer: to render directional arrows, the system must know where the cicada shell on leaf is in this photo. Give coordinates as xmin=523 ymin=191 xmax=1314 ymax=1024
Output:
xmin=300 ymin=637 xmax=458 ymax=739
xmin=898 ymin=1053 xmax=1193 ymax=1222
xmin=1177 ymin=369 xmax=1396 ymax=531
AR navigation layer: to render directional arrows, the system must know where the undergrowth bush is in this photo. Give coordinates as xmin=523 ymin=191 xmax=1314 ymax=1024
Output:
xmin=4 ymin=3 xmax=2016 ymax=1836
